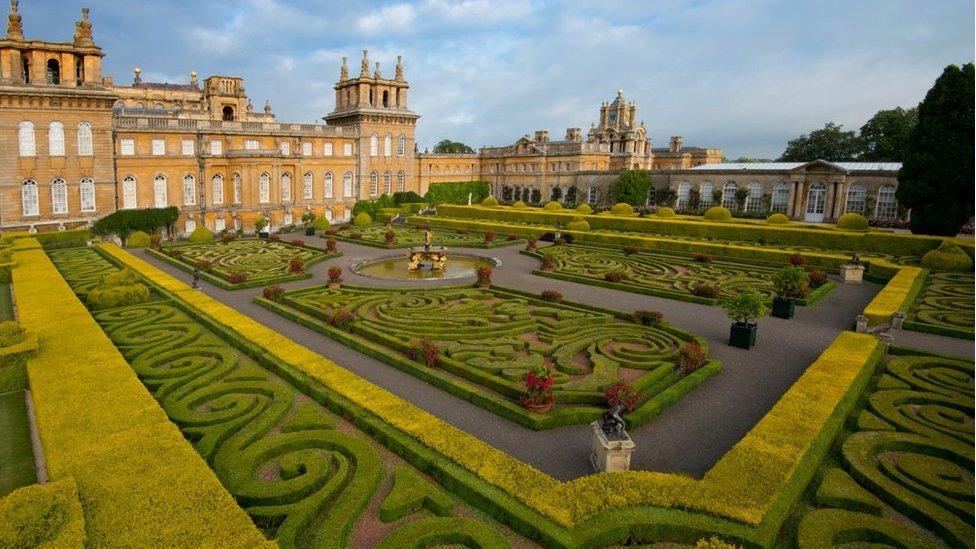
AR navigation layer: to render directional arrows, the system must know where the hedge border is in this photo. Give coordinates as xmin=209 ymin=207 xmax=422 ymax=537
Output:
xmin=328 ymin=227 xmax=524 ymax=250
xmin=861 ymin=266 xmax=927 ymax=326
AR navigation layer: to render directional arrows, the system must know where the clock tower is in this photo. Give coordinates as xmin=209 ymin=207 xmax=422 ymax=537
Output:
xmin=586 ymin=90 xmax=650 ymax=169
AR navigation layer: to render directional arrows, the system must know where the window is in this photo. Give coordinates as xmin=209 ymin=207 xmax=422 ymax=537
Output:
xmin=215 ymin=218 xmax=225 ymax=232
xmin=397 ymin=170 xmax=404 ymax=192
xmin=324 ymin=172 xmax=333 ymax=198
xmin=233 ymin=173 xmax=242 ymax=203
xmin=210 ymin=140 xmax=223 ymax=155
xmin=185 ymin=219 xmax=196 ymax=234
xmin=323 ymin=142 xmax=333 ymax=156
xmin=746 ymin=182 xmax=763 ymax=212
xmin=51 ymin=178 xmax=67 ymax=214
xmin=368 ymin=171 xmax=378 ymax=196
xmin=152 ymin=139 xmax=165 ymax=156
xmin=284 ymin=212 xmax=293 ymax=226
xmin=153 ymin=175 xmax=167 ymax=207
xmin=48 ymin=122 xmax=65 ymax=156
xmin=281 ymin=173 xmax=292 ymax=201
xmin=77 ymin=122 xmax=93 ymax=156
xmin=279 ymin=141 xmax=291 ymax=155
xmin=302 ymin=142 xmax=313 ymax=156
xmin=343 ymin=172 xmax=353 ymax=197
xmin=259 ymin=173 xmax=270 ymax=203
xmin=676 ymin=182 xmax=691 ymax=209
xmin=771 ymin=182 xmax=790 ymax=212
xmin=80 ymin=177 xmax=95 ymax=212
xmin=845 ymin=184 xmax=866 ymax=214
xmin=245 ymin=139 xmax=260 ymax=150
xmin=397 ymin=134 xmax=406 ymax=156
xmin=303 ymin=172 xmax=313 ymax=200
xmin=384 ymin=134 xmax=392 ymax=156
xmin=369 ymin=134 xmax=378 ymax=157
xmin=875 ymin=185 xmax=898 ymax=220
xmin=181 ymin=139 xmax=194 ymax=156
xmin=21 ymin=180 xmax=38 ymax=216
xmin=587 ymin=186 xmax=598 ymax=204
xmin=383 ymin=171 xmax=392 ymax=194
xmin=722 ymin=182 xmax=738 ymax=210
xmin=18 ymin=122 xmax=35 ymax=157
xmin=183 ymin=174 xmax=196 ymax=206
xmin=699 ymin=182 xmax=714 ymax=208
xmin=46 ymin=59 xmax=60 ymax=85
xmin=122 ymin=175 xmax=137 ymax=209
xmin=212 ymin=174 xmax=224 ymax=205
xmin=343 ymin=143 xmax=352 ymax=156
xmin=222 ymin=106 xmax=234 ymax=121
xmin=120 ymin=138 xmax=135 ymax=156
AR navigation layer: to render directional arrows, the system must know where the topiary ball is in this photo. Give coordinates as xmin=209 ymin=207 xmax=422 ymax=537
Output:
xmin=921 ymin=242 xmax=974 ymax=272
xmin=576 ymin=203 xmax=593 ymax=214
xmin=836 ymin=212 xmax=869 ymax=231
xmin=543 ymin=201 xmax=563 ymax=211
xmin=188 ymin=225 xmax=215 ymax=243
xmin=353 ymin=212 xmax=372 ymax=226
xmin=313 ymin=216 xmax=331 ymax=230
xmin=481 ymin=196 xmax=499 ymax=207
xmin=127 ymin=230 xmax=151 ymax=248
xmin=610 ymin=203 xmax=634 ymax=216
xmin=512 ymin=200 xmax=528 ymax=209
xmin=565 ymin=217 xmax=590 ymax=231
xmin=704 ymin=206 xmax=732 ymax=221
xmin=656 ymin=207 xmax=676 ymax=218
xmin=767 ymin=213 xmax=790 ymax=225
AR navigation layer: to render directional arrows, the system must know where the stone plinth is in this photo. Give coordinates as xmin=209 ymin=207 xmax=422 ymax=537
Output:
xmin=590 ymin=421 xmax=635 ymax=473
xmin=839 ymin=264 xmax=864 ymax=283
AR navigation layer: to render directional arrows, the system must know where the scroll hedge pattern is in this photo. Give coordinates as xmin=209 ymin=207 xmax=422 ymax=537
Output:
xmin=333 ymin=224 xmax=519 ymax=249
xmin=168 ymin=240 xmax=328 ymax=282
xmin=907 ymin=271 xmax=974 ymax=337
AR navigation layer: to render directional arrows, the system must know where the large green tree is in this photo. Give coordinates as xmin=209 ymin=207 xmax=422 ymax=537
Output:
xmin=858 ymin=106 xmax=918 ymax=161
xmin=897 ymin=63 xmax=974 ymax=235
xmin=432 ymin=139 xmax=475 ymax=154
xmin=777 ymin=122 xmax=862 ymax=161
xmin=611 ymin=170 xmax=651 ymax=207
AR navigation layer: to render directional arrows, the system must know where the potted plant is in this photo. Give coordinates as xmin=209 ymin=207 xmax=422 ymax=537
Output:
xmin=521 ymin=364 xmax=554 ymax=413
xmin=327 ymin=265 xmax=342 ymax=289
xmin=476 ymin=265 xmax=492 ymax=289
xmin=720 ymin=289 xmax=769 ymax=349
xmin=254 ymin=217 xmax=270 ymax=239
xmin=301 ymin=211 xmax=317 ymax=236
xmin=771 ymin=266 xmax=809 ymax=319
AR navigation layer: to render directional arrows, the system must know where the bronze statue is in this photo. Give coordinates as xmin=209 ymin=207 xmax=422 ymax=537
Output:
xmin=192 ymin=266 xmax=200 ymax=290
xmin=423 ymin=229 xmax=432 ymax=251
xmin=600 ymin=403 xmax=628 ymax=439
xmin=851 ymin=252 xmax=861 ymax=266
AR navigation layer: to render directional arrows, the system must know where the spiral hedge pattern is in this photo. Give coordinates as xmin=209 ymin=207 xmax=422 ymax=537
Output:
xmin=536 ymin=244 xmax=778 ymax=300
xmin=47 ymin=248 xmax=121 ymax=297
xmin=796 ymin=353 xmax=974 ymax=547
xmin=337 ymin=224 xmax=517 ymax=249
xmin=169 ymin=240 xmax=327 ymax=281
xmin=909 ymin=272 xmax=974 ymax=335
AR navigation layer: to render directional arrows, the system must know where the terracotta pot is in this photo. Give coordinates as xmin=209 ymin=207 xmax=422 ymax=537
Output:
xmin=328 ymin=282 xmax=341 ymax=290
xmin=522 ymin=398 xmax=554 ymax=414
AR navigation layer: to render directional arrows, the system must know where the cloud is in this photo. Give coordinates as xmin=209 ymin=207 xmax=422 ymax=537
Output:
xmin=357 ymin=3 xmax=417 ymax=35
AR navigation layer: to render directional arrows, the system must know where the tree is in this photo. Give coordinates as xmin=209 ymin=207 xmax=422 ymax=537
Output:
xmin=859 ymin=106 xmax=918 ymax=161
xmin=897 ymin=63 xmax=974 ymax=235
xmin=432 ymin=139 xmax=474 ymax=154
xmin=610 ymin=170 xmax=651 ymax=207
xmin=777 ymin=122 xmax=861 ymax=161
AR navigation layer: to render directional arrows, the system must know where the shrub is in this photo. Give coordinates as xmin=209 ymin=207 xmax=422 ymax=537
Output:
xmin=691 ymin=282 xmax=719 ymax=298
xmin=194 ymin=259 xmax=212 ymax=272
xmin=349 ymin=232 xmax=363 ymax=239
xmin=576 ymin=203 xmax=593 ymax=214
xmin=506 ymin=234 xmax=518 ymax=241
xmin=149 ymin=233 xmax=162 ymax=251
xmin=540 ymin=290 xmax=563 ymax=303
xmin=254 ymin=217 xmax=269 ymax=234
xmin=836 ymin=212 xmax=869 ymax=231
xmin=325 ymin=238 xmax=337 ymax=252
xmin=91 ymin=206 xmax=179 ymax=240
xmin=512 ymin=200 xmax=528 ymax=209
xmin=353 ymin=212 xmax=372 ymax=226
xmin=476 ymin=265 xmax=492 ymax=288
xmin=721 ymin=288 xmax=770 ymax=324
xmin=268 ymin=235 xmax=281 ymax=243
xmin=0 ymin=321 xmax=26 ymax=348
xmin=610 ymin=202 xmax=635 ymax=216
xmin=921 ymin=241 xmax=974 ymax=271
xmin=622 ymin=246 xmax=639 ymax=255
xmin=483 ymin=231 xmax=495 ymax=245
xmin=481 ymin=196 xmax=499 ymax=206
xmin=87 ymin=283 xmax=151 ymax=311
xmin=540 ymin=255 xmax=555 ymax=271
xmin=393 ymin=190 xmax=426 ymax=204
xmin=525 ymin=238 xmax=537 ymax=251
xmin=807 ymin=268 xmax=828 ymax=288
xmin=289 ymin=257 xmax=305 ymax=274
xmin=767 ymin=213 xmax=790 ymax=224
xmin=312 ymin=217 xmax=331 ymax=230
xmin=221 ymin=233 xmax=235 ymax=245
xmin=385 ymin=230 xmax=396 ymax=244
xmin=772 ymin=266 xmax=810 ymax=299
xmin=604 ymin=382 xmax=644 ymax=413
xmin=457 ymin=229 xmax=470 ymax=236
xmin=262 ymin=284 xmax=284 ymax=303
xmin=126 ymin=231 xmax=151 ymax=248
xmin=227 ymin=272 xmax=248 ymax=285
xmin=300 ymin=210 xmax=317 ymax=229
xmin=235 ymin=228 xmax=244 ymax=237
xmin=407 ymin=338 xmax=439 ymax=367
xmin=565 ymin=217 xmax=590 ymax=231
xmin=632 ymin=310 xmax=663 ymax=326
xmin=553 ymin=237 xmax=566 ymax=245
xmin=603 ymin=270 xmax=626 ymax=283
xmin=289 ymin=239 xmax=303 ymax=247
xmin=327 ymin=265 xmax=343 ymax=284
xmin=692 ymin=253 xmax=712 ymax=263
xmin=704 ymin=206 xmax=732 ymax=221
xmin=678 ymin=341 xmax=706 ymax=374
xmin=656 ymin=207 xmax=676 ymax=218
xmin=325 ymin=307 xmax=355 ymax=330
xmin=543 ymin=201 xmax=563 ymax=211
xmin=425 ymin=181 xmax=489 ymax=205
xmin=788 ymin=253 xmax=806 ymax=266
xmin=521 ymin=364 xmax=554 ymax=408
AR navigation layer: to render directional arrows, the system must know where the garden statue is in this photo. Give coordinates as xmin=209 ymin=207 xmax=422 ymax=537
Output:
xmin=599 ymin=403 xmax=628 ymax=440
xmin=192 ymin=266 xmax=200 ymax=290
xmin=423 ymin=229 xmax=432 ymax=252
xmin=851 ymin=253 xmax=861 ymax=266
xmin=409 ymin=232 xmax=447 ymax=271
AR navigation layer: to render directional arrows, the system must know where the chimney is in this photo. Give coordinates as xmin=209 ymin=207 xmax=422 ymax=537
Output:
xmin=565 ymin=128 xmax=582 ymax=141
xmin=534 ymin=130 xmax=549 ymax=142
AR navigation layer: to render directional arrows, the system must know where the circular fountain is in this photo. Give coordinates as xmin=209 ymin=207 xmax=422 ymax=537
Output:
xmin=352 ymin=228 xmax=499 ymax=281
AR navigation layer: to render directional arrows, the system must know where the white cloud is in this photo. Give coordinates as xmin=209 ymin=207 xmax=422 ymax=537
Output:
xmin=357 ymin=4 xmax=417 ymax=35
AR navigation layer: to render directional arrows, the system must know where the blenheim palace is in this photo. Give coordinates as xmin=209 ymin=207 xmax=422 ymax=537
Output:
xmin=0 ymin=3 xmax=903 ymax=234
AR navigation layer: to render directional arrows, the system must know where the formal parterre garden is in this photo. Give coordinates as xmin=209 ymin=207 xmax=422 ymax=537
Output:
xmin=904 ymin=271 xmax=975 ymax=338
xmin=330 ymin=222 xmax=524 ymax=249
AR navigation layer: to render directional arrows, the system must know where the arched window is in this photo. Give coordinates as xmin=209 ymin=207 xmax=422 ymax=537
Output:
xmin=369 ymin=134 xmax=378 ymax=157
xmin=676 ymin=182 xmax=691 ymax=209
xmin=48 ymin=122 xmax=65 ymax=156
xmin=222 ymin=106 xmax=234 ymax=121
xmin=259 ymin=172 xmax=270 ymax=203
xmin=384 ymin=134 xmax=392 ymax=156
xmin=771 ymin=182 xmax=790 ymax=212
xmin=122 ymin=175 xmax=137 ymax=209
xmin=51 ymin=178 xmax=68 ymax=214
xmin=383 ymin=171 xmax=391 ymax=194
xmin=343 ymin=172 xmax=353 ymax=197
xmin=76 ymin=122 xmax=93 ymax=156
xmin=875 ymin=185 xmax=898 ymax=219
xmin=18 ymin=121 xmax=36 ymax=157
xmin=845 ymin=184 xmax=866 ymax=214
xmin=153 ymin=175 xmax=168 ymax=208
xmin=396 ymin=170 xmax=405 ymax=192
xmin=369 ymin=171 xmax=378 ymax=196
xmin=232 ymin=173 xmax=242 ymax=204
xmin=281 ymin=173 xmax=292 ymax=202
xmin=80 ymin=177 xmax=96 ymax=212
xmin=397 ymin=134 xmax=406 ymax=156
xmin=212 ymin=174 xmax=224 ymax=205
xmin=722 ymin=181 xmax=738 ymax=210
xmin=21 ymin=180 xmax=38 ymax=216
xmin=303 ymin=172 xmax=313 ymax=200
xmin=746 ymin=182 xmax=763 ymax=212
xmin=324 ymin=172 xmax=334 ymax=198
xmin=699 ymin=182 xmax=714 ymax=208
xmin=46 ymin=58 xmax=60 ymax=85
xmin=587 ymin=186 xmax=598 ymax=204
xmin=183 ymin=174 xmax=196 ymax=206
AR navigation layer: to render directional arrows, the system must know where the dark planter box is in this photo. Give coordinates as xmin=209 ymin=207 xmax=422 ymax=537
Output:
xmin=729 ymin=322 xmax=757 ymax=349
xmin=305 ymin=228 xmax=315 ymax=236
xmin=771 ymin=297 xmax=795 ymax=319
xmin=259 ymin=232 xmax=270 ymax=240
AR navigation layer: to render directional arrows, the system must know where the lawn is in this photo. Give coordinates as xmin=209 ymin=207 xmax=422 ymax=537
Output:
xmin=0 ymin=390 xmax=36 ymax=497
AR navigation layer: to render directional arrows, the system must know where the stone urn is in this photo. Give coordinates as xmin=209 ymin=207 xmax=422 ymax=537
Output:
xmin=328 ymin=282 xmax=341 ymax=290
xmin=839 ymin=263 xmax=864 ymax=283
xmin=590 ymin=421 xmax=636 ymax=473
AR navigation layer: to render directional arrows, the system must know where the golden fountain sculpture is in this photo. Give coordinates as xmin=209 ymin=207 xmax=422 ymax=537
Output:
xmin=408 ymin=229 xmax=447 ymax=271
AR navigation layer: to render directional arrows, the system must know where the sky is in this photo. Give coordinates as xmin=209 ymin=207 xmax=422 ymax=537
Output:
xmin=19 ymin=0 xmax=975 ymax=159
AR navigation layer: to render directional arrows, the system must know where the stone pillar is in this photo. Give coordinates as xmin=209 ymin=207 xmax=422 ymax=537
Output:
xmin=834 ymin=181 xmax=847 ymax=218
xmin=793 ymin=181 xmax=805 ymax=218
xmin=787 ymin=181 xmax=798 ymax=217
xmin=824 ymin=182 xmax=836 ymax=222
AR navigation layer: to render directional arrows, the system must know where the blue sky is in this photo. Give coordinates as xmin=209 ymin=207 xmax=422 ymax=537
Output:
xmin=20 ymin=0 xmax=975 ymax=158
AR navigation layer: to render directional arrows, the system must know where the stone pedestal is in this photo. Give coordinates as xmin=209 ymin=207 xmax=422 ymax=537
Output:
xmin=839 ymin=264 xmax=864 ymax=283
xmin=891 ymin=311 xmax=906 ymax=330
xmin=855 ymin=315 xmax=869 ymax=333
xmin=590 ymin=421 xmax=635 ymax=473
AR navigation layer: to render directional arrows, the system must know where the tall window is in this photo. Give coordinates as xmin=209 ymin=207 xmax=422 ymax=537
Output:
xmin=153 ymin=175 xmax=168 ymax=207
xmin=771 ymin=182 xmax=790 ymax=212
xmin=152 ymin=139 xmax=165 ymax=155
xmin=722 ymin=182 xmax=738 ymax=210
xmin=323 ymin=142 xmax=333 ymax=156
xmin=51 ymin=178 xmax=68 ymax=214
xmin=122 ymin=175 xmax=137 ymax=209
xmin=279 ymin=141 xmax=291 ymax=155
xmin=845 ymin=184 xmax=866 ymax=214
xmin=396 ymin=170 xmax=405 ymax=192
xmin=369 ymin=171 xmax=378 ymax=196
xmin=646 ymin=186 xmax=656 ymax=206
xmin=181 ymin=139 xmax=194 ymax=156
xmin=587 ymin=186 xmax=598 ymax=204
xmin=369 ymin=134 xmax=378 ymax=156
xmin=325 ymin=172 xmax=334 ymax=198
xmin=76 ymin=122 xmax=93 ymax=156
xmin=302 ymin=142 xmax=312 ymax=156
xmin=183 ymin=174 xmax=196 ymax=206
xmin=80 ymin=177 xmax=96 ymax=212
xmin=232 ymin=173 xmax=242 ymax=204
xmin=746 ymin=182 xmax=763 ymax=212
xmin=384 ymin=134 xmax=392 ymax=156
xmin=212 ymin=174 xmax=224 ymax=205
xmin=48 ymin=122 xmax=65 ymax=156
xmin=281 ymin=173 xmax=292 ymax=201
xmin=245 ymin=139 xmax=260 ymax=150
xmin=259 ymin=172 xmax=270 ymax=203
xmin=676 ymin=182 xmax=691 ymax=209
xmin=875 ymin=185 xmax=898 ymax=219
xmin=343 ymin=172 xmax=353 ymax=197
xmin=18 ymin=122 xmax=35 ymax=157
xmin=21 ymin=180 xmax=38 ymax=216
xmin=699 ymin=182 xmax=714 ymax=208
xmin=303 ymin=172 xmax=313 ymax=200
xmin=397 ymin=134 xmax=406 ymax=156
xmin=383 ymin=171 xmax=391 ymax=194
xmin=46 ymin=59 xmax=60 ymax=85
xmin=120 ymin=138 xmax=135 ymax=155
xmin=343 ymin=143 xmax=352 ymax=156
xmin=210 ymin=140 xmax=223 ymax=155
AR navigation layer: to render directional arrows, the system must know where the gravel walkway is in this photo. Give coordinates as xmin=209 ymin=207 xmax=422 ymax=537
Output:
xmin=134 ymin=235 xmax=969 ymax=480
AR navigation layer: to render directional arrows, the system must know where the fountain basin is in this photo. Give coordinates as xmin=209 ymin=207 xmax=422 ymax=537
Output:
xmin=352 ymin=254 xmax=499 ymax=281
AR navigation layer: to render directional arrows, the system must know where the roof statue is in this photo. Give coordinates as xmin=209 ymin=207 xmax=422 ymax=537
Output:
xmin=340 ymin=56 xmax=348 ymax=81
xmin=360 ymin=49 xmax=369 ymax=77
xmin=6 ymin=0 xmax=23 ymax=40
xmin=373 ymin=61 xmax=381 ymax=79
xmin=395 ymin=55 xmax=404 ymax=81
xmin=73 ymin=7 xmax=94 ymax=47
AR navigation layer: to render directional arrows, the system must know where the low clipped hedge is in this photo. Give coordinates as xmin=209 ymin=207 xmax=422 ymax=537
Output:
xmin=0 ymin=478 xmax=86 ymax=547
xmin=836 ymin=213 xmax=868 ymax=231
xmin=544 ymin=201 xmax=563 ymax=211
xmin=704 ymin=206 xmax=732 ymax=221
xmin=920 ymin=242 xmax=973 ymax=272
xmin=565 ymin=217 xmax=590 ymax=231
xmin=126 ymin=230 xmax=151 ymax=248
xmin=657 ymin=207 xmax=676 ymax=218
xmin=862 ymin=266 xmax=926 ymax=325
xmin=481 ymin=196 xmax=499 ymax=207
xmin=353 ymin=212 xmax=373 ymax=226
xmin=376 ymin=517 xmax=510 ymax=548
xmin=512 ymin=200 xmax=528 ymax=209
xmin=187 ymin=225 xmax=214 ymax=243
xmin=767 ymin=213 xmax=789 ymax=225
xmin=379 ymin=466 xmax=453 ymax=522
xmin=576 ymin=204 xmax=593 ymax=214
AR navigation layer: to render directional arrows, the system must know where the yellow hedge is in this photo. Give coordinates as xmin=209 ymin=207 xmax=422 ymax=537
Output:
xmin=12 ymin=242 xmax=269 ymax=547
xmin=862 ymin=265 xmax=925 ymax=325
xmin=102 ymin=243 xmax=883 ymax=532
xmin=0 ymin=477 xmax=85 ymax=547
